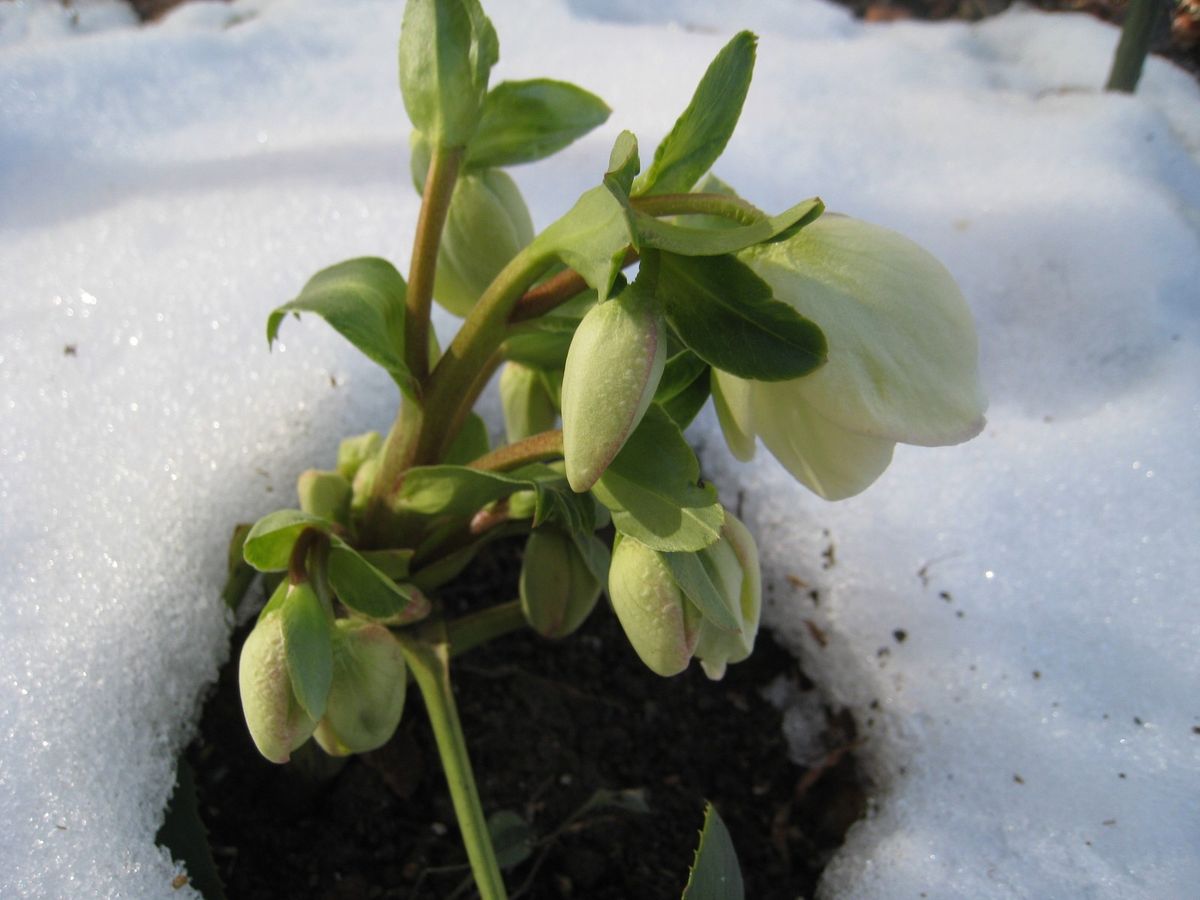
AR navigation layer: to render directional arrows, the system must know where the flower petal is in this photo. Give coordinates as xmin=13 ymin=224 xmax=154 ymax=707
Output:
xmin=744 ymin=215 xmax=986 ymax=447
xmin=751 ymin=379 xmax=896 ymax=500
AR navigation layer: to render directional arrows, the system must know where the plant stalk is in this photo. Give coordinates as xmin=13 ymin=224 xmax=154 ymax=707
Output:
xmin=406 ymin=144 xmax=465 ymax=382
xmin=1106 ymin=0 xmax=1166 ymax=93
xmin=406 ymin=243 xmax=556 ymax=472
xmin=447 ymin=600 xmax=527 ymax=657
xmin=629 ymin=191 xmax=764 ymax=224
xmin=468 ymin=429 xmax=564 ymax=473
xmin=400 ymin=631 xmax=508 ymax=900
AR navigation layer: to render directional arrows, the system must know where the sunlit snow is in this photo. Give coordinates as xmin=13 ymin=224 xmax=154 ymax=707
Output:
xmin=1 ymin=1 xmax=1197 ymax=897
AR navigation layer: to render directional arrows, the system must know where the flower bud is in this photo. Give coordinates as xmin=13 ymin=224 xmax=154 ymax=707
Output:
xmin=561 ymin=283 xmax=666 ymax=492
xmin=238 ymin=609 xmax=317 ymax=764
xmin=336 ymin=431 xmax=382 ymax=481
xmin=692 ymin=513 xmax=761 ymax=680
xmin=313 ymin=619 xmax=408 ymax=757
xmin=296 ymin=469 xmax=352 ymax=524
xmin=608 ymin=535 xmax=701 ymax=677
xmin=349 ymin=454 xmax=380 ymax=516
xmin=435 ymin=169 xmax=534 ymax=317
xmin=499 ymin=362 xmax=558 ymax=444
xmin=519 ymin=529 xmax=602 ymax=639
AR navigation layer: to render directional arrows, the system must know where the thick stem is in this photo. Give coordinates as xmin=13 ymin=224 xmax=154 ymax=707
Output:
xmin=406 ymin=145 xmax=465 ymax=382
xmin=507 ymin=248 xmax=639 ymax=324
xmin=400 ymin=631 xmax=508 ymax=900
xmin=468 ymin=429 xmax=564 ymax=473
xmin=629 ymin=192 xmax=764 ymax=224
xmin=1106 ymin=0 xmax=1166 ymax=93
xmin=407 ymin=244 xmax=556 ymax=471
xmin=447 ymin=600 xmax=527 ymax=657
xmin=432 ymin=349 xmax=505 ymax=463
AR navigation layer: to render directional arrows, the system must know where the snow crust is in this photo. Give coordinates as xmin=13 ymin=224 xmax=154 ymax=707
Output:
xmin=1 ymin=1 xmax=1197 ymax=897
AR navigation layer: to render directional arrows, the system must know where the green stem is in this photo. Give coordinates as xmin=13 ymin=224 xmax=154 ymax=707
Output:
xmin=406 ymin=243 xmax=556 ymax=472
xmin=629 ymin=191 xmax=764 ymax=225
xmin=400 ymin=630 xmax=508 ymax=900
xmin=447 ymin=600 xmax=527 ymax=657
xmin=468 ymin=429 xmax=564 ymax=473
xmin=406 ymin=144 xmax=465 ymax=382
xmin=1106 ymin=0 xmax=1166 ymax=93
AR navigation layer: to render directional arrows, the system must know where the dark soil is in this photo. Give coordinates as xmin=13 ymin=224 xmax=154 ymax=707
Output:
xmin=187 ymin=540 xmax=867 ymax=899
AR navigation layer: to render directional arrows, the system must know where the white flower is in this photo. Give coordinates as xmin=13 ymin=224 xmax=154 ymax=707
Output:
xmin=713 ymin=214 xmax=987 ymax=500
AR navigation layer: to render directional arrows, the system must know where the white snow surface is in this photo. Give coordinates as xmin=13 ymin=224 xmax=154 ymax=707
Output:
xmin=2 ymin=1 xmax=1198 ymax=897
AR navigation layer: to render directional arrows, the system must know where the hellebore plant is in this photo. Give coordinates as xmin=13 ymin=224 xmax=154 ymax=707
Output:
xmin=231 ymin=1 xmax=986 ymax=896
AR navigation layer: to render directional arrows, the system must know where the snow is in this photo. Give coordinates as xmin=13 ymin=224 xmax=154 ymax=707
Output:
xmin=1 ymin=0 xmax=1197 ymax=897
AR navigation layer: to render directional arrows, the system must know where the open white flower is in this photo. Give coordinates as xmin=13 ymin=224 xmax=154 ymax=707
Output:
xmin=713 ymin=214 xmax=987 ymax=500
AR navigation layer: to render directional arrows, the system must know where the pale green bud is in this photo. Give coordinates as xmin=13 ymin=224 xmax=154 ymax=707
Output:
xmin=336 ymin=431 xmax=382 ymax=481
xmin=506 ymin=489 xmax=539 ymax=521
xmin=608 ymin=535 xmax=701 ymax=677
xmin=519 ymin=529 xmax=601 ymax=639
xmin=349 ymin=454 xmax=380 ymax=515
xmin=435 ymin=169 xmax=534 ymax=317
xmin=693 ymin=512 xmax=762 ymax=680
xmin=499 ymin=362 xmax=558 ymax=443
xmin=238 ymin=609 xmax=318 ymax=764
xmin=398 ymin=0 xmax=498 ymax=149
xmin=296 ymin=469 xmax=352 ymax=524
xmin=714 ymin=214 xmax=987 ymax=500
xmin=313 ymin=619 xmax=408 ymax=757
xmin=561 ymin=283 xmax=667 ymax=492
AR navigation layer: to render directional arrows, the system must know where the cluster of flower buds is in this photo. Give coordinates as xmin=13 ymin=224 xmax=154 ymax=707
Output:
xmin=607 ymin=512 xmax=760 ymax=680
xmin=238 ymin=586 xmax=408 ymax=763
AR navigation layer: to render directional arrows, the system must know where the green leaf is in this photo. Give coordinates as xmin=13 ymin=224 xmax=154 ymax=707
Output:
xmin=659 ymin=252 xmax=826 ymax=381
xmin=327 ymin=543 xmax=420 ymax=621
xmin=155 ymin=756 xmax=227 ymax=900
xmin=267 ymin=258 xmax=415 ymax=398
xmin=243 ymin=510 xmax=332 ymax=573
xmin=604 ymin=130 xmax=641 ymax=198
xmin=569 ymin=530 xmax=611 ymax=585
xmin=576 ymin=787 xmax=652 ymax=817
xmin=222 ymin=523 xmax=256 ymax=611
xmin=504 ymin=314 xmax=583 ymax=369
xmin=281 ymin=583 xmax=333 ymax=721
xmin=395 ymin=464 xmax=541 ymax=518
xmin=466 ymin=78 xmax=611 ymax=169
xmin=681 ymin=803 xmax=744 ymax=900
xmin=357 ymin=548 xmax=414 ymax=580
xmin=635 ymin=32 xmax=757 ymax=197
xmin=626 ymin=197 xmax=824 ymax=258
xmin=591 ymin=406 xmax=724 ymax=552
xmin=656 ymin=353 xmax=712 ymax=430
xmin=662 ymin=550 xmax=740 ymax=632
xmin=528 ymin=185 xmax=633 ymax=302
xmin=443 ymin=411 xmax=491 ymax=465
xmin=487 ymin=810 xmax=536 ymax=870
xmin=398 ymin=0 xmax=498 ymax=149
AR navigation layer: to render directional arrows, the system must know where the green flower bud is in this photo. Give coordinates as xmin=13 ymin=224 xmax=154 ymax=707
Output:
xmin=336 ymin=431 xmax=382 ymax=481
xmin=714 ymin=214 xmax=987 ymax=500
xmin=693 ymin=513 xmax=761 ymax=680
xmin=507 ymin=489 xmax=539 ymax=521
xmin=608 ymin=534 xmax=701 ymax=677
xmin=561 ymin=282 xmax=667 ymax=492
xmin=434 ymin=169 xmax=534 ymax=317
xmin=349 ymin=454 xmax=380 ymax=516
xmin=238 ymin=609 xmax=318 ymax=764
xmin=296 ymin=469 xmax=352 ymax=524
xmin=399 ymin=0 xmax=498 ymax=150
xmin=519 ymin=529 xmax=602 ymax=639
xmin=313 ymin=619 xmax=408 ymax=757
xmin=499 ymin=362 xmax=558 ymax=443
